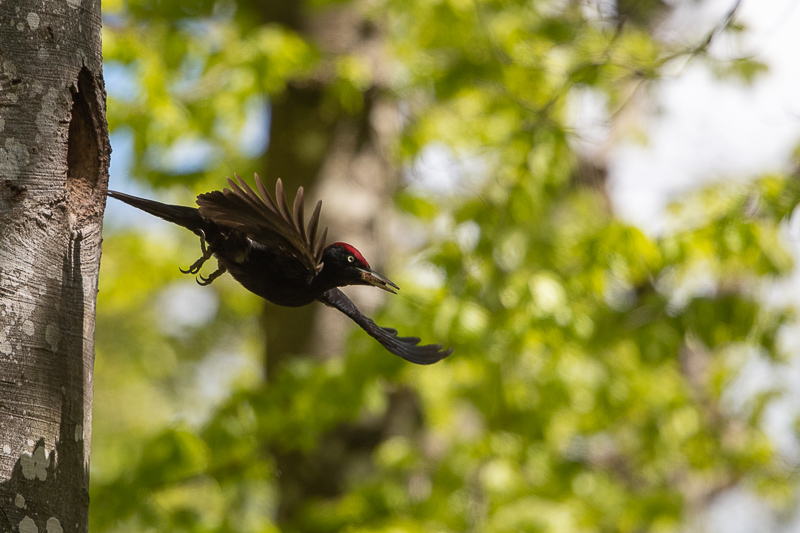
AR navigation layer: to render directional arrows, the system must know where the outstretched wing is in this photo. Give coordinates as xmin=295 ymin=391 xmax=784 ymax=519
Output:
xmin=319 ymin=288 xmax=453 ymax=365
xmin=196 ymin=174 xmax=328 ymax=274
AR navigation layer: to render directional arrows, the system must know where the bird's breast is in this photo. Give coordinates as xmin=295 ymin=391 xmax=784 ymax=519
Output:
xmin=216 ymin=245 xmax=321 ymax=308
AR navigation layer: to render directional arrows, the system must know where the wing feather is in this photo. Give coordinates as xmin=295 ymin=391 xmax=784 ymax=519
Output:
xmin=315 ymin=227 xmax=328 ymax=263
xmin=319 ymin=288 xmax=453 ymax=365
xmin=275 ymin=179 xmax=292 ymax=223
xmin=196 ymin=174 xmax=328 ymax=274
xmin=293 ymin=187 xmax=306 ymax=242
xmin=254 ymin=173 xmax=280 ymax=213
xmin=233 ymin=175 xmax=258 ymax=207
xmin=307 ymin=200 xmax=322 ymax=256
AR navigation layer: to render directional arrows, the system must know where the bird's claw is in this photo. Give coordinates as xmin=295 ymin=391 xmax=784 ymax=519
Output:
xmin=196 ymin=265 xmax=227 ymax=286
xmin=180 ymin=258 xmax=205 ymax=275
xmin=180 ymin=230 xmax=214 ymax=275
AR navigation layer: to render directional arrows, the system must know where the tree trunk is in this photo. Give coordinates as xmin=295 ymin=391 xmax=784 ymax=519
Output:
xmin=252 ymin=0 xmax=406 ymax=526
xmin=257 ymin=0 xmax=399 ymax=373
xmin=0 ymin=0 xmax=109 ymax=531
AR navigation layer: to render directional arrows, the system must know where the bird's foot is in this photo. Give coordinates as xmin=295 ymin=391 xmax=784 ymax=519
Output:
xmin=198 ymin=229 xmax=209 ymax=255
xmin=197 ymin=265 xmax=227 ymax=286
xmin=180 ymin=231 xmax=214 ymax=275
xmin=180 ymin=256 xmax=208 ymax=275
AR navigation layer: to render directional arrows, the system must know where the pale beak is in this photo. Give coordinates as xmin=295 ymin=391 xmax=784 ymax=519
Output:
xmin=359 ymin=269 xmax=400 ymax=294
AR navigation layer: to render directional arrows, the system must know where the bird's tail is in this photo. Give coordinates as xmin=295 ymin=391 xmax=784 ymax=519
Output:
xmin=108 ymin=190 xmax=212 ymax=237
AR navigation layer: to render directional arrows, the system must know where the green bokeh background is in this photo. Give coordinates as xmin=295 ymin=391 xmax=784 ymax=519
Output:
xmin=93 ymin=1 xmax=800 ymax=531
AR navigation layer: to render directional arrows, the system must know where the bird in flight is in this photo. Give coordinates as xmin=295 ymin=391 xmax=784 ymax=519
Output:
xmin=107 ymin=174 xmax=452 ymax=364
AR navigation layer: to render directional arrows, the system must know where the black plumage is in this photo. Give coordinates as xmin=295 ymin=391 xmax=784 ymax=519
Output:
xmin=108 ymin=174 xmax=452 ymax=365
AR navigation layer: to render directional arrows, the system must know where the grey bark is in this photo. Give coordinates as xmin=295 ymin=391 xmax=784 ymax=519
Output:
xmin=0 ymin=0 xmax=109 ymax=531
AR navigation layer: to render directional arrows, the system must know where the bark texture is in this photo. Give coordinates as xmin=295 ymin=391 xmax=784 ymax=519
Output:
xmin=0 ymin=0 xmax=109 ymax=531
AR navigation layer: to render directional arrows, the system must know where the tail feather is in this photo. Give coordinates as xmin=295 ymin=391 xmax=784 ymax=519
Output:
xmin=108 ymin=190 xmax=211 ymax=236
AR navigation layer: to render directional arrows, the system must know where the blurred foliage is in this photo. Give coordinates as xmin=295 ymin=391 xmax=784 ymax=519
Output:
xmin=95 ymin=0 xmax=800 ymax=532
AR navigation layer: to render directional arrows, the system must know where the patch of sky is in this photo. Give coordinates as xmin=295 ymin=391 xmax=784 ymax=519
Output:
xmin=156 ymin=282 xmax=220 ymax=337
xmin=104 ymin=61 xmax=139 ymax=103
xmin=405 ymin=142 xmax=490 ymax=195
xmin=106 ymin=128 xmax=168 ymax=231
xmin=606 ymin=0 xmax=800 ymax=234
xmin=208 ymin=94 xmax=271 ymax=159
xmin=170 ymin=54 xmax=207 ymax=96
xmin=146 ymin=136 xmax=221 ymax=175
xmin=237 ymin=96 xmax=271 ymax=157
xmin=183 ymin=343 xmax=262 ymax=426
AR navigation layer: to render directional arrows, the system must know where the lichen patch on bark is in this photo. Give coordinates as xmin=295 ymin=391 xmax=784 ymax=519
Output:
xmin=26 ymin=12 xmax=39 ymax=30
xmin=45 ymin=323 xmax=59 ymax=352
xmin=20 ymin=445 xmax=50 ymax=481
xmin=0 ymin=138 xmax=31 ymax=178
xmin=46 ymin=517 xmax=63 ymax=533
xmin=36 ymin=88 xmax=64 ymax=138
xmin=19 ymin=516 xmax=37 ymax=533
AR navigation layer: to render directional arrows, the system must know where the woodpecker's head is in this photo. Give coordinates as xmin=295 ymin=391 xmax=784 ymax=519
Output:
xmin=320 ymin=242 xmax=399 ymax=293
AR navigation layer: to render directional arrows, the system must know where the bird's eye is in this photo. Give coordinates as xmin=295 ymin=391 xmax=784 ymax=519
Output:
xmin=347 ymin=255 xmax=355 ymax=263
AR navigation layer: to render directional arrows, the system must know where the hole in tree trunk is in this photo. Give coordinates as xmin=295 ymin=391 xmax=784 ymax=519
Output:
xmin=66 ymin=67 xmax=107 ymax=219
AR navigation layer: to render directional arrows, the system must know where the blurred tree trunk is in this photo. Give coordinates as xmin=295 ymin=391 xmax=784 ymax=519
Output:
xmin=252 ymin=0 xmax=406 ymax=526
xmin=0 ymin=1 xmax=109 ymax=531
xmin=256 ymin=1 xmax=398 ymax=375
